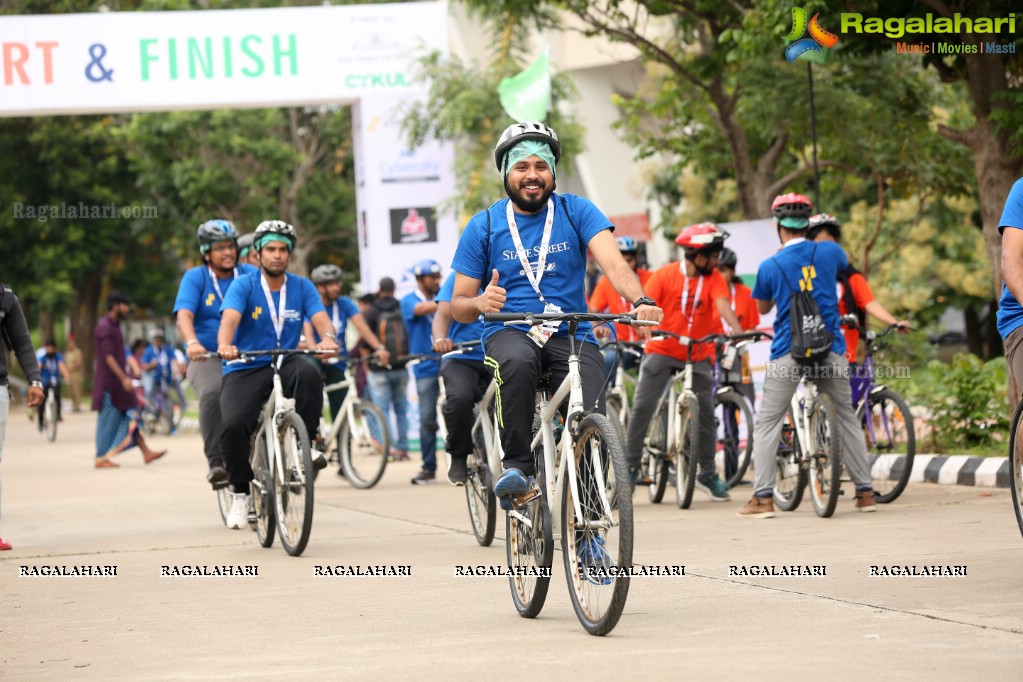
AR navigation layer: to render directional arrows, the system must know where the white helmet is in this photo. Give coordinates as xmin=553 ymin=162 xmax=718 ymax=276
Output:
xmin=493 ymin=121 xmax=561 ymax=173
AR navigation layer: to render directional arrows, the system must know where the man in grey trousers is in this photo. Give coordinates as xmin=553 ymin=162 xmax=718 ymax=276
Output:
xmin=738 ymin=193 xmax=876 ymax=518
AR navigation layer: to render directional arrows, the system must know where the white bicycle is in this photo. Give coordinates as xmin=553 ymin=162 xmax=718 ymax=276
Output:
xmin=486 ymin=311 xmax=655 ymax=637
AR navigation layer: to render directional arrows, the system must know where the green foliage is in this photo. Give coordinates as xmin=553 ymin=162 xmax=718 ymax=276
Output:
xmin=903 ymin=354 xmax=1009 ymax=453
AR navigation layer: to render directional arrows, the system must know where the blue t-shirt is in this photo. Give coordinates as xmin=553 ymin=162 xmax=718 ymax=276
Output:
xmin=173 ymin=264 xmax=258 ymax=351
xmin=220 ymin=271 xmax=326 ymax=375
xmin=308 ymin=296 xmax=360 ymax=370
xmin=996 ymin=177 xmax=1023 ymax=338
xmin=436 ymin=271 xmax=485 ymax=363
xmin=450 ymin=193 xmax=612 ymax=346
xmin=36 ymin=349 xmax=62 ymax=386
xmin=401 ymin=289 xmax=439 ymax=379
xmin=752 ymin=239 xmax=848 ymax=360
xmin=142 ymin=344 xmax=173 ymax=382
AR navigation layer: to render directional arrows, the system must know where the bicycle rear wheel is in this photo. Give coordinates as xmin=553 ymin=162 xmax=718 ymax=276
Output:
xmin=773 ymin=413 xmax=806 ymax=512
xmin=466 ymin=420 xmax=496 ymax=546
xmin=562 ymin=413 xmax=633 ymax=636
xmin=251 ymin=431 xmax=275 ymax=546
xmin=675 ymin=395 xmax=700 ymax=509
xmin=1010 ymin=398 xmax=1023 ymax=541
xmin=808 ymin=394 xmax=841 ymax=518
xmin=716 ymin=390 xmax=752 ymax=486
xmin=45 ymin=395 xmax=58 ymax=442
xmin=506 ymin=430 xmax=552 ymax=619
xmin=645 ymin=402 xmax=670 ymax=504
xmin=339 ymin=400 xmax=390 ymax=489
xmin=860 ymin=389 xmax=915 ymax=503
xmin=274 ymin=412 xmax=314 ymax=556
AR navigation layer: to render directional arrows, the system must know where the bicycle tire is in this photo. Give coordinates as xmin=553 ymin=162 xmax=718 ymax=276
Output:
xmin=605 ymin=395 xmax=628 ymax=455
xmin=45 ymin=394 xmax=58 ymax=442
xmin=645 ymin=402 xmax=670 ymax=504
xmin=774 ymin=412 xmax=806 ymax=512
xmin=716 ymin=390 xmax=752 ymax=486
xmin=339 ymin=400 xmax=390 ymax=489
xmin=251 ymin=432 xmax=275 ymax=547
xmin=808 ymin=393 xmax=842 ymax=518
xmin=466 ymin=421 xmax=496 ymax=546
xmin=675 ymin=394 xmax=700 ymax=509
xmin=860 ymin=389 xmax=915 ymax=504
xmin=562 ymin=413 xmax=633 ymax=636
xmin=1009 ymin=398 xmax=1023 ymax=541
xmin=216 ymin=486 xmax=232 ymax=526
xmin=274 ymin=411 xmax=314 ymax=556
xmin=506 ymin=423 xmax=553 ymax=619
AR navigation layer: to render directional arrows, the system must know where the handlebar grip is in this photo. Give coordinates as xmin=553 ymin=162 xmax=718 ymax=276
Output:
xmin=484 ymin=313 xmax=530 ymax=322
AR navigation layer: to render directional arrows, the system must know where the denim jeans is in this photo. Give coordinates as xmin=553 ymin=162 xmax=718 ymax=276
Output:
xmin=416 ymin=374 xmax=440 ymax=473
xmin=369 ymin=369 xmax=410 ymax=453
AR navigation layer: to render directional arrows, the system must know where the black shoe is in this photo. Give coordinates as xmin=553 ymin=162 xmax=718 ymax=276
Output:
xmin=447 ymin=457 xmax=468 ymax=486
xmin=207 ymin=464 xmax=228 ymax=489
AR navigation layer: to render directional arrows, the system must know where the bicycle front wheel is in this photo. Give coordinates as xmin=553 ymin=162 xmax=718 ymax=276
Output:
xmin=860 ymin=389 xmax=915 ymax=503
xmin=675 ymin=395 xmax=700 ymax=510
xmin=1010 ymin=398 xmax=1023 ymax=541
xmin=339 ymin=400 xmax=389 ymax=489
xmin=251 ymin=432 xmax=275 ymax=547
xmin=466 ymin=421 xmax=496 ymax=547
xmin=774 ymin=413 xmax=806 ymax=512
xmin=716 ymin=391 xmax=752 ymax=486
xmin=645 ymin=402 xmax=670 ymax=504
xmin=45 ymin=396 xmax=58 ymax=442
xmin=562 ymin=414 xmax=633 ymax=636
xmin=274 ymin=411 xmax=314 ymax=556
xmin=808 ymin=394 xmax=841 ymax=518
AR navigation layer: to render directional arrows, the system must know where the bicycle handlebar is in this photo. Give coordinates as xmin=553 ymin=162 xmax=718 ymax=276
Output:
xmin=484 ymin=312 xmax=659 ymax=327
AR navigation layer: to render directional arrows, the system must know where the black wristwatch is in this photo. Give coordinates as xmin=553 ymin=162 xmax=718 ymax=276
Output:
xmin=633 ymin=296 xmax=656 ymax=308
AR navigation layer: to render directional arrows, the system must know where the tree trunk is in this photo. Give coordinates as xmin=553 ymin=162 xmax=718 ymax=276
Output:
xmin=72 ymin=270 xmax=104 ymax=391
xmin=39 ymin=309 xmax=55 ymax=346
xmin=986 ymin=300 xmax=1002 ymax=359
xmin=963 ymin=304 xmax=984 ymax=358
xmin=970 ymin=117 xmax=1021 ymax=297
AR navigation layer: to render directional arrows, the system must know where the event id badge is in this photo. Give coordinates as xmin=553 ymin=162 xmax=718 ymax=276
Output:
xmin=528 ymin=302 xmax=563 ymax=348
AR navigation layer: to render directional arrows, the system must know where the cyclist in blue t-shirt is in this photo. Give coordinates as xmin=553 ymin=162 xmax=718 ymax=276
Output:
xmin=141 ymin=328 xmax=174 ymax=422
xmin=174 ymin=219 xmax=257 ymax=487
xmin=449 ymin=121 xmax=662 ymax=510
xmin=35 ymin=339 xmax=69 ymax=431
xmin=996 ymin=177 xmax=1023 ymax=389
xmin=216 ymin=220 xmax=339 ymax=530
xmin=738 ymin=193 xmax=877 ymax=518
xmin=402 ymin=259 xmax=443 ymax=485
xmin=303 ymin=264 xmax=390 ymax=456
xmin=432 ymin=270 xmax=487 ymax=486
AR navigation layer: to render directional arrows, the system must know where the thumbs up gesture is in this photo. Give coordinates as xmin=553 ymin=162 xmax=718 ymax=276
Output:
xmin=478 ymin=268 xmax=506 ymax=313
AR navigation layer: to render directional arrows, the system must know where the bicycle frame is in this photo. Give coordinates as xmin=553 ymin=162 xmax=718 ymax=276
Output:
xmin=320 ymin=362 xmax=368 ymax=458
xmin=789 ymin=379 xmax=818 ymax=458
xmin=472 ymin=377 xmax=504 ymax=482
xmin=255 ymin=359 xmax=298 ymax=494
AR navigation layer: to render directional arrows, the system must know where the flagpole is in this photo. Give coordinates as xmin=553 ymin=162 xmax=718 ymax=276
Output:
xmin=807 ymin=62 xmax=821 ymax=210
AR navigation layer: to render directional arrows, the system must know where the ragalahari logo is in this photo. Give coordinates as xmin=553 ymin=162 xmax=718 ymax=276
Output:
xmin=785 ymin=7 xmax=839 ymax=63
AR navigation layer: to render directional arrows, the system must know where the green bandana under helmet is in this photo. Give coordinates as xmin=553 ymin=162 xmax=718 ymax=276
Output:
xmin=255 ymin=234 xmax=293 ymax=251
xmin=503 ymin=140 xmax=556 ymax=179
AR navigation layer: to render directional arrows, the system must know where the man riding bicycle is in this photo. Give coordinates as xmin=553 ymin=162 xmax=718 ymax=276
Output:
xmin=738 ymin=193 xmax=877 ymax=518
xmin=624 ymin=223 xmax=745 ymax=499
xmin=588 ymin=235 xmax=653 ymax=381
xmin=216 ymin=220 xmax=339 ymax=530
xmin=174 ymin=219 xmax=257 ymax=487
xmin=449 ymin=120 xmax=662 ymax=510
xmin=35 ymin=339 xmax=70 ymax=431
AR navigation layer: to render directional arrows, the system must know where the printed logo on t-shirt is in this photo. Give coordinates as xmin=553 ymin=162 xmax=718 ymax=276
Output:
xmin=252 ymin=306 xmax=263 ymax=320
xmin=500 ymin=241 xmax=571 ymax=261
xmin=206 ymin=293 xmax=216 ymax=307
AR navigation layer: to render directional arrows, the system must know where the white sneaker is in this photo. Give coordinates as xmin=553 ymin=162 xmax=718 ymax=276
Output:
xmin=226 ymin=492 xmax=250 ymax=530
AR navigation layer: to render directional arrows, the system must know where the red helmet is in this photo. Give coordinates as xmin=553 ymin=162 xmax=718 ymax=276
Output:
xmin=675 ymin=223 xmax=729 ymax=254
xmin=771 ymin=193 xmax=814 ymax=220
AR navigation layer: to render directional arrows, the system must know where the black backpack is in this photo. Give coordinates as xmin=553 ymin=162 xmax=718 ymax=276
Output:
xmin=772 ymin=244 xmax=834 ymax=366
xmin=376 ymin=304 xmax=409 ymax=368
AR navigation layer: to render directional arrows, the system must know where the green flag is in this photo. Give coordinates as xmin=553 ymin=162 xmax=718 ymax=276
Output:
xmin=498 ymin=48 xmax=551 ymax=122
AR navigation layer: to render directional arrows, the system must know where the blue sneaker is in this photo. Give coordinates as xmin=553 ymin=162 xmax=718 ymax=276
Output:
xmin=495 ymin=468 xmax=531 ymax=511
xmin=578 ymin=535 xmax=615 ymax=585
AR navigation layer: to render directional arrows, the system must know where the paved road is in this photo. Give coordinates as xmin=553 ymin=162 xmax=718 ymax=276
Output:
xmin=1 ymin=407 xmax=1021 ymax=680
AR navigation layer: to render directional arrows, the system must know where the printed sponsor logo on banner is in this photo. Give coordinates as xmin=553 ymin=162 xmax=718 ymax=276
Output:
xmin=389 ymin=206 xmax=436 ymax=245
xmin=344 ymin=71 xmax=409 ymax=90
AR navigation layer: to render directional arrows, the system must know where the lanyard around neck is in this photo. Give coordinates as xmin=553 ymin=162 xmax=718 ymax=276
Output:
xmin=506 ymin=198 xmax=555 ymax=303
xmin=209 ymin=266 xmax=239 ymax=302
xmin=678 ymin=263 xmax=704 ymax=337
xmin=260 ymin=273 xmax=288 ymax=346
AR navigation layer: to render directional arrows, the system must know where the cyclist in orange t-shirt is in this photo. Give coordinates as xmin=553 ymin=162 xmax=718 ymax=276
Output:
xmin=624 ymin=224 xmax=743 ymax=500
xmin=589 ymin=236 xmax=652 ymax=380
xmin=808 ymin=214 xmax=909 ymax=363
xmin=715 ymin=247 xmax=760 ymax=407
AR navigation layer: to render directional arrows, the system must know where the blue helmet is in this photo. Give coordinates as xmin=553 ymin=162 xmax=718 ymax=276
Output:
xmin=412 ymin=259 xmax=442 ymax=277
xmin=615 ymin=236 xmax=638 ymax=254
xmin=197 ymin=219 xmax=238 ymax=254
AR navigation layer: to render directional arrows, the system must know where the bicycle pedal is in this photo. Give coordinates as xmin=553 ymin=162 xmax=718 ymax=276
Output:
xmin=511 ymin=487 xmax=541 ymax=509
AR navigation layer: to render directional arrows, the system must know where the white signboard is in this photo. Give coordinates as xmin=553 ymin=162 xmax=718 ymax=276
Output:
xmin=0 ymin=2 xmax=445 ymax=116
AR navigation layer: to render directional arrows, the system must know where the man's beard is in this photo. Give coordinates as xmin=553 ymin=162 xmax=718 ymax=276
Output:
xmin=262 ymin=262 xmax=287 ymax=277
xmin=115 ymin=309 xmax=129 ymax=321
xmin=695 ymin=262 xmax=716 ymax=276
xmin=505 ymin=177 xmax=555 ymax=214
